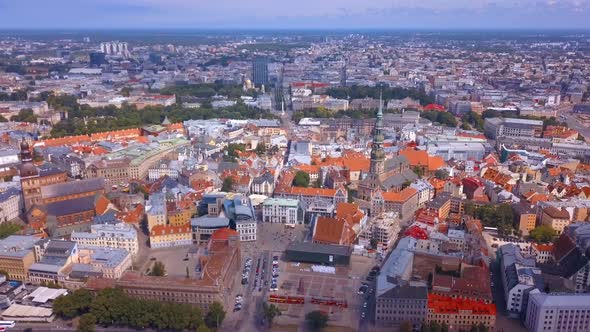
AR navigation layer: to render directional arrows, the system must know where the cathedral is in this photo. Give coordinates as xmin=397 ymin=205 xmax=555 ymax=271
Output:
xmin=356 ymin=97 xmax=418 ymax=218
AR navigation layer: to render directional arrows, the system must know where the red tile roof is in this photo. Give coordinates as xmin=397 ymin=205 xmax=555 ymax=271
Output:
xmin=150 ymin=224 xmax=191 ymax=236
xmin=211 ymin=228 xmax=239 ymax=241
xmin=428 ymin=293 xmax=496 ymax=316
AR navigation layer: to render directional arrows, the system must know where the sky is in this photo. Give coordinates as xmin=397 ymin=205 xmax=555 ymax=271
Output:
xmin=0 ymin=0 xmax=590 ymax=29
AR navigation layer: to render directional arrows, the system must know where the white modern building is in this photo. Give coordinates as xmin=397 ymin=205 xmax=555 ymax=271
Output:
xmin=71 ymin=223 xmax=139 ymax=259
xmin=262 ymin=198 xmax=302 ymax=225
xmin=525 ymin=292 xmax=590 ymax=332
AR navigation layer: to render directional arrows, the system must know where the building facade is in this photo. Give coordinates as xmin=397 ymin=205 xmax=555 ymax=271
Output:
xmin=525 ymin=293 xmax=590 ymax=332
xmin=375 ymin=285 xmax=428 ymax=328
xmin=262 ymin=198 xmax=302 ymax=225
xmin=71 ymin=223 xmax=139 ymax=259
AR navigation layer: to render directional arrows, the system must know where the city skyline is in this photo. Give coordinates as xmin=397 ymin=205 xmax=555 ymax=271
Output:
xmin=1 ymin=0 xmax=590 ymax=29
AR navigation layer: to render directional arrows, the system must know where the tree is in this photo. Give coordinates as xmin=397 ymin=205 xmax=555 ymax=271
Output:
xmin=205 ymin=301 xmax=226 ymax=329
xmin=120 ymin=87 xmax=132 ymax=97
xmin=464 ymin=201 xmax=476 ymax=217
xmin=441 ymin=322 xmax=449 ymax=332
xmin=476 ymin=323 xmax=488 ymax=332
xmin=413 ymin=166 xmax=424 ymax=178
xmin=77 ymin=313 xmax=96 ymax=332
xmin=434 ymin=169 xmax=449 ymax=180
xmin=149 ymin=261 xmax=166 ymax=276
xmin=10 ymin=109 xmax=37 ymax=123
xmin=370 ymin=238 xmax=379 ymax=249
xmin=428 ymin=321 xmax=441 ymax=332
xmin=460 ymin=122 xmax=472 ymax=130
xmin=261 ymin=302 xmax=282 ymax=327
xmin=221 ymin=177 xmax=234 ymax=192
xmin=400 ymin=321 xmax=412 ymax=332
xmin=255 ymin=143 xmax=267 ymax=156
xmin=529 ymin=225 xmax=557 ymax=243
xmin=0 ymin=223 xmax=22 ymax=239
xmin=196 ymin=326 xmax=212 ymax=332
xmin=293 ymin=171 xmax=310 ymax=188
xmin=54 ymin=289 xmax=94 ymax=319
xmin=305 ymin=310 xmax=329 ymax=330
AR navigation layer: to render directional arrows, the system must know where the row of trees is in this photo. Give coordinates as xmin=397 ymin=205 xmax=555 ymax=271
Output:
xmin=49 ymin=96 xmax=277 ymax=138
xmin=325 ymin=85 xmax=434 ymax=105
xmin=291 ymin=106 xmax=402 ymax=123
xmin=405 ymin=321 xmax=488 ymax=332
xmin=53 ymin=288 xmax=223 ymax=332
xmin=160 ymin=82 xmax=259 ymax=99
xmin=421 ymin=110 xmax=458 ymax=127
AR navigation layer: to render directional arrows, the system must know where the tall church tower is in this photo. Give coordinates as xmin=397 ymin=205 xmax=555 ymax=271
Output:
xmin=369 ymin=94 xmax=385 ymax=177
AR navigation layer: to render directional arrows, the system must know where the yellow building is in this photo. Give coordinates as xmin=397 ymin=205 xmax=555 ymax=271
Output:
xmin=149 ymin=224 xmax=192 ymax=248
xmin=0 ymin=235 xmax=38 ymax=281
xmin=168 ymin=208 xmax=193 ymax=227
xmin=513 ymin=204 xmax=537 ymax=236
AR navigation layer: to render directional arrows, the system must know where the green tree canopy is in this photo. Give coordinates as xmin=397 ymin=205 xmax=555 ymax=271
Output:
xmin=149 ymin=261 xmax=166 ymax=277
xmin=221 ymin=177 xmax=234 ymax=192
xmin=434 ymin=169 xmax=449 ymax=180
xmin=53 ymin=289 xmax=94 ymax=319
xmin=421 ymin=111 xmax=458 ymax=127
xmin=10 ymin=109 xmax=37 ymax=123
xmin=0 ymin=223 xmax=22 ymax=239
xmin=77 ymin=313 xmax=96 ymax=332
xmin=293 ymin=171 xmax=310 ymax=188
xmin=55 ymin=287 xmax=205 ymax=331
xmin=529 ymin=225 xmax=557 ymax=243
xmin=261 ymin=302 xmax=282 ymax=327
xmin=305 ymin=310 xmax=329 ymax=331
xmin=204 ymin=301 xmax=226 ymax=329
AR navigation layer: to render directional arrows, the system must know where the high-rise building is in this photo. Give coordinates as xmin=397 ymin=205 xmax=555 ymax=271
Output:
xmin=99 ymin=41 xmax=130 ymax=58
xmin=252 ymin=57 xmax=269 ymax=87
xmin=89 ymin=52 xmax=106 ymax=67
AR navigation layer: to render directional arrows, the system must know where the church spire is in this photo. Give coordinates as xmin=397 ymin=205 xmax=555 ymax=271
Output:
xmin=369 ymin=92 xmax=385 ymax=176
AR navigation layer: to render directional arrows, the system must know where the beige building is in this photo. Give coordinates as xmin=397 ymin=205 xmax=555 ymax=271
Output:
xmin=0 ymin=236 xmax=38 ymax=281
xmin=513 ymin=204 xmax=537 ymax=236
xmin=71 ymin=223 xmax=139 ymax=259
xmin=541 ymin=207 xmax=570 ymax=235
xmin=88 ymin=228 xmax=241 ymax=311
xmin=87 ymin=159 xmax=131 ymax=189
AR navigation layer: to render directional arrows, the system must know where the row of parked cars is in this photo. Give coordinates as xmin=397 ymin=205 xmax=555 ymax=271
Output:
xmin=234 ymin=294 xmax=243 ymax=312
xmin=360 ymin=265 xmax=380 ymax=321
xmin=270 ymin=255 xmax=279 ymax=291
xmin=241 ymin=257 xmax=253 ymax=285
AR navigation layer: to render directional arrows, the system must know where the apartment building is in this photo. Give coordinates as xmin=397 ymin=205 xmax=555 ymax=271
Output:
xmin=71 ymin=223 xmax=139 ymax=259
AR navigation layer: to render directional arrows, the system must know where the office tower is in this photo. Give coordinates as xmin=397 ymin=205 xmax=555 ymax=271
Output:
xmin=252 ymin=57 xmax=269 ymax=87
xmin=89 ymin=52 xmax=106 ymax=67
